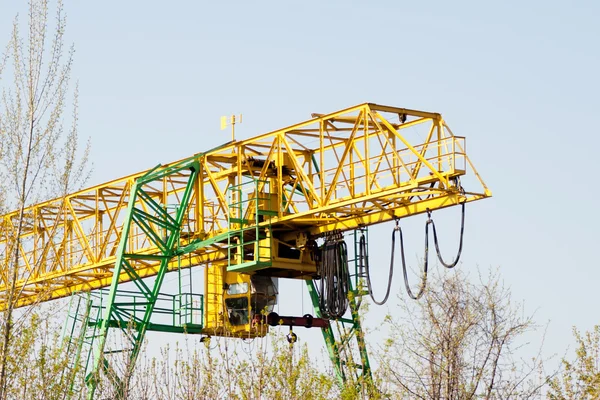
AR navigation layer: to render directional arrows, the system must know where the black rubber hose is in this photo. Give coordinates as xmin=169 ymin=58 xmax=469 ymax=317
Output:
xmin=364 ymin=233 xmax=394 ymax=305
xmin=334 ymin=240 xmax=349 ymax=318
xmin=429 ymin=202 xmax=465 ymax=269
xmin=319 ymin=238 xmax=350 ymax=319
xmin=400 ymin=223 xmax=428 ymax=300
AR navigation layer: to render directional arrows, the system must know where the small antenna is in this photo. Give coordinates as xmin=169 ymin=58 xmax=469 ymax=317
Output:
xmin=220 ymin=114 xmax=243 ymax=142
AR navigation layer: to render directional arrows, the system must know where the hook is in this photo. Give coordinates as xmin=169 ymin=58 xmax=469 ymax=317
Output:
xmin=287 ymin=327 xmax=298 ymax=344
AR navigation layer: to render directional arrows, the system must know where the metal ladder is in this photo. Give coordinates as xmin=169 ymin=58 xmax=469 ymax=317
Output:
xmin=306 ymin=229 xmax=373 ymax=395
xmin=61 ymin=292 xmax=102 ymax=399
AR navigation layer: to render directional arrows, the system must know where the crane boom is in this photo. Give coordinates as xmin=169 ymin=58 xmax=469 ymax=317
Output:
xmin=0 ymin=102 xmax=491 ymax=398
xmin=0 ymin=103 xmax=489 ymax=308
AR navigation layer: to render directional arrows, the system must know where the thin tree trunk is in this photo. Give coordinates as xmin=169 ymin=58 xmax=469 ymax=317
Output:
xmin=0 ymin=109 xmax=36 ymax=399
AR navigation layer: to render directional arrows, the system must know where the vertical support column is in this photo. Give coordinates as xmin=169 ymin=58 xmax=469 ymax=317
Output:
xmin=85 ymin=160 xmax=199 ymax=399
xmin=306 ymin=279 xmax=344 ymax=385
xmin=365 ymin=107 xmax=371 ymax=196
xmin=305 ymin=277 xmax=372 ymax=392
xmin=319 ymin=121 xmax=325 ymax=201
xmin=436 ymin=118 xmax=443 ymax=174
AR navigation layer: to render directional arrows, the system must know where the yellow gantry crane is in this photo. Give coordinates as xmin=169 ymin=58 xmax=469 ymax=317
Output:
xmin=0 ymin=103 xmax=490 ymax=398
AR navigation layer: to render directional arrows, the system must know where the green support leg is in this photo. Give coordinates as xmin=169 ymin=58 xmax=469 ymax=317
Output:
xmin=306 ymin=279 xmax=372 ymax=392
xmin=86 ymin=160 xmax=199 ymax=399
xmin=306 ymin=280 xmax=345 ymax=386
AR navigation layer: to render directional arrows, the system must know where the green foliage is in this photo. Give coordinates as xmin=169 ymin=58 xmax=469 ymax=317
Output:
xmin=377 ymin=269 xmax=548 ymax=399
xmin=548 ymin=326 xmax=600 ymax=400
xmin=124 ymin=333 xmax=338 ymax=400
xmin=0 ymin=306 xmax=72 ymax=400
xmin=0 ymin=0 xmax=90 ymax=398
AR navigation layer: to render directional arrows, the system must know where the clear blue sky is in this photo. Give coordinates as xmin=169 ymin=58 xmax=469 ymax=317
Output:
xmin=1 ymin=0 xmax=599 ymax=369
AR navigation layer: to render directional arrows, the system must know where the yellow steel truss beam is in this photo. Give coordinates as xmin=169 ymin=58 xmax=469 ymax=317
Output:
xmin=0 ymin=103 xmax=491 ymax=308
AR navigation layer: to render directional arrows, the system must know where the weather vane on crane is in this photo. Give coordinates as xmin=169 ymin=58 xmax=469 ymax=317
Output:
xmin=221 ymin=114 xmax=242 ymax=141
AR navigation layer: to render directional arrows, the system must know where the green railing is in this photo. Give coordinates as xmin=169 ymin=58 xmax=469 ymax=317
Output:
xmin=227 ymin=179 xmax=276 ymax=272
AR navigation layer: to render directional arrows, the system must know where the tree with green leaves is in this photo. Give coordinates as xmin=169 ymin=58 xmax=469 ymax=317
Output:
xmin=124 ymin=333 xmax=339 ymax=400
xmin=548 ymin=326 xmax=600 ymax=400
xmin=0 ymin=0 xmax=90 ymax=397
xmin=378 ymin=270 xmax=549 ymax=399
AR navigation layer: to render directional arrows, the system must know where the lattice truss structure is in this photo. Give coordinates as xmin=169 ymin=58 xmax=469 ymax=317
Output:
xmin=0 ymin=103 xmax=491 ymax=310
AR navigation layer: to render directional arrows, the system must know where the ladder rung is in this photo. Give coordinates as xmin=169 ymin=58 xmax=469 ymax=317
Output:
xmin=85 ymin=334 xmax=102 ymax=340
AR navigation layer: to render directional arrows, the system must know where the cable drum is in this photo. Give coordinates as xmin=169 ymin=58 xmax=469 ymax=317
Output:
xmin=318 ymin=235 xmax=350 ymax=319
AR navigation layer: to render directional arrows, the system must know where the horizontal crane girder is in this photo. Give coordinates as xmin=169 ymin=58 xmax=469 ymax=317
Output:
xmin=0 ymin=103 xmax=491 ymax=309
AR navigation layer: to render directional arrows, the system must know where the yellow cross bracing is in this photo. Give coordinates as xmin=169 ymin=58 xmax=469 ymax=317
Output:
xmin=0 ymin=103 xmax=491 ymax=311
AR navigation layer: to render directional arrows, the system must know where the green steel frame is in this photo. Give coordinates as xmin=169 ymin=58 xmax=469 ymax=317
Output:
xmin=85 ymin=159 xmax=200 ymax=399
xmin=62 ymin=293 xmax=96 ymax=397
xmin=351 ymin=228 xmax=369 ymax=297
xmin=227 ymin=179 xmax=276 ymax=273
xmin=306 ymin=279 xmax=372 ymax=390
xmin=66 ymin=169 xmax=374 ymax=398
xmin=306 ymin=230 xmax=372 ymax=393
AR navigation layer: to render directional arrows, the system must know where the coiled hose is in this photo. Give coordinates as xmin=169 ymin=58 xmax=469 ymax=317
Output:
xmin=318 ymin=236 xmax=350 ymax=319
xmin=400 ymin=221 xmax=429 ymax=300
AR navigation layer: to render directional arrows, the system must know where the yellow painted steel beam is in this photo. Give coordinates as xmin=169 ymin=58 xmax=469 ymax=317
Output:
xmin=0 ymin=103 xmax=491 ymax=309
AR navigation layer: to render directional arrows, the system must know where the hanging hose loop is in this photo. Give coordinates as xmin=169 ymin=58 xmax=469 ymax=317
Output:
xmin=428 ymin=202 xmax=466 ymax=269
xmin=377 ymin=203 xmax=465 ymax=302
xmin=400 ymin=222 xmax=428 ymax=300
xmin=364 ymin=231 xmax=393 ymax=306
